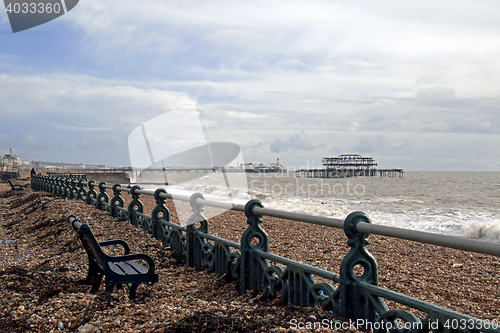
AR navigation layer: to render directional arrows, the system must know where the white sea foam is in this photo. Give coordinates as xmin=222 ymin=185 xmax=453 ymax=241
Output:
xmin=139 ymin=171 xmax=500 ymax=242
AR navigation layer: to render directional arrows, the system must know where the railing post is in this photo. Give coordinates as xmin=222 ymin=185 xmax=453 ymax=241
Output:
xmin=69 ymin=178 xmax=78 ymax=199
xmin=48 ymin=176 xmax=53 ymax=193
xmin=86 ymin=181 xmax=97 ymax=205
xmin=41 ymin=175 xmax=45 ymax=192
xmin=46 ymin=176 xmax=51 ymax=193
xmin=152 ymin=189 xmax=170 ymax=239
xmin=66 ymin=178 xmax=73 ymax=198
xmin=152 ymin=189 xmax=185 ymax=253
xmin=185 ymin=193 xmax=208 ymax=269
xmin=61 ymin=177 xmax=67 ymax=196
xmin=127 ymin=185 xmax=144 ymax=227
xmin=52 ymin=177 xmax=58 ymax=194
xmin=96 ymin=182 xmax=108 ymax=210
xmin=53 ymin=177 xmax=59 ymax=194
xmin=49 ymin=176 xmax=56 ymax=194
xmin=77 ymin=179 xmax=86 ymax=200
xmin=240 ymin=199 xmax=269 ymax=294
xmin=110 ymin=184 xmax=125 ymax=219
xmin=340 ymin=211 xmax=378 ymax=325
xmin=46 ymin=176 xmax=51 ymax=192
xmin=55 ymin=177 xmax=62 ymax=196
xmin=61 ymin=178 xmax=69 ymax=198
xmin=44 ymin=176 xmax=50 ymax=193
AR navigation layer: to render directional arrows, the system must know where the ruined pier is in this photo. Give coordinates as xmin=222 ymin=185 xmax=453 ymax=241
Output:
xmin=295 ymin=154 xmax=404 ymax=178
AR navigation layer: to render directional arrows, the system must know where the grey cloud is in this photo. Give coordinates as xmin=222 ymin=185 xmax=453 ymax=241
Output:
xmin=270 ymin=131 xmax=325 ymax=154
xmin=352 ymin=135 xmax=387 ymax=154
xmin=76 ymin=135 xmax=122 ymax=150
xmin=416 ymin=87 xmax=456 ymax=100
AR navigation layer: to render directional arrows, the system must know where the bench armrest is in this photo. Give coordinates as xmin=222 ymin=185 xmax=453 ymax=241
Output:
xmin=99 ymin=239 xmax=130 ymax=255
xmin=107 ymin=253 xmax=156 ymax=272
xmin=8 ymin=180 xmax=23 ymax=190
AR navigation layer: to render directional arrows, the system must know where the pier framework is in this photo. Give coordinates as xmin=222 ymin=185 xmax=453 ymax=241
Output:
xmin=295 ymin=154 xmax=403 ymax=178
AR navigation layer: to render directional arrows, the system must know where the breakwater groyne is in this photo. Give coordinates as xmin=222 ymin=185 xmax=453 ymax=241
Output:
xmin=31 ymin=175 xmax=500 ymax=332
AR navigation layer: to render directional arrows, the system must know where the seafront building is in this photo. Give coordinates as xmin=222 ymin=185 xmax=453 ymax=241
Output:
xmin=0 ymin=148 xmax=22 ymax=172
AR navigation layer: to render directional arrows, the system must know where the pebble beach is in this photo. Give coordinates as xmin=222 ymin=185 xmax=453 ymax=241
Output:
xmin=0 ymin=177 xmax=499 ymax=332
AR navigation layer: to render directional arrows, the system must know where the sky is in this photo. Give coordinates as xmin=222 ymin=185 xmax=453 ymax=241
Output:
xmin=1 ymin=0 xmax=500 ymax=171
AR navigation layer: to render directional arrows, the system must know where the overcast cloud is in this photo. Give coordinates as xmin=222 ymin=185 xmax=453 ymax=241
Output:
xmin=1 ymin=0 xmax=499 ymax=170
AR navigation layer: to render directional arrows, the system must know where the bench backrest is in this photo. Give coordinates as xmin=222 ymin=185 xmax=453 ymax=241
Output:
xmin=74 ymin=222 xmax=108 ymax=269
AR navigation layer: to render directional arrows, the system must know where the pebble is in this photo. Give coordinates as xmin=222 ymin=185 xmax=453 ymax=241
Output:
xmin=77 ymin=323 xmax=94 ymax=333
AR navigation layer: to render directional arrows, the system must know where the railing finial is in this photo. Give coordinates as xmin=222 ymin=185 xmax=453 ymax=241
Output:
xmin=244 ymin=199 xmax=263 ymax=221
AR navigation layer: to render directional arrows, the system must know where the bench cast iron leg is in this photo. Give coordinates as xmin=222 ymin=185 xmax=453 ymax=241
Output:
xmin=129 ymin=282 xmax=140 ymax=300
xmin=91 ymin=272 xmax=103 ymax=293
xmin=85 ymin=260 xmax=99 ymax=285
xmin=105 ymin=280 xmax=115 ymax=294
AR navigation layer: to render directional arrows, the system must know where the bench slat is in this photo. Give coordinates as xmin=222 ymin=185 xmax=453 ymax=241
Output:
xmin=123 ymin=260 xmax=149 ymax=274
xmin=108 ymin=260 xmax=149 ymax=275
xmin=108 ymin=262 xmax=129 ymax=275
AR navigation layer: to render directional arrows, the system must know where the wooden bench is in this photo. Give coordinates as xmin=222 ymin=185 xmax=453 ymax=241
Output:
xmin=7 ymin=179 xmax=23 ymax=191
xmin=68 ymin=214 xmax=158 ymax=299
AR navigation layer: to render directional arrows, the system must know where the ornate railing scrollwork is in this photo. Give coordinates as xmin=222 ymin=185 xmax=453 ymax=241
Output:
xmin=77 ymin=179 xmax=87 ymax=201
xmin=340 ymin=211 xmax=381 ymax=325
xmin=95 ymin=181 xmax=108 ymax=210
xmin=86 ymin=180 xmax=97 ymax=205
xmin=241 ymin=199 xmax=269 ymax=293
xmin=110 ymin=184 xmax=125 ymax=220
xmin=186 ymin=193 xmax=208 ymax=269
xmin=151 ymin=189 xmax=170 ymax=239
xmin=127 ymin=185 xmax=144 ymax=227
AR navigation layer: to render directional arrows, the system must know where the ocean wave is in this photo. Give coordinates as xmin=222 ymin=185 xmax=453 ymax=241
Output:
xmin=138 ymin=173 xmax=500 ymax=242
xmin=461 ymin=221 xmax=500 ymax=241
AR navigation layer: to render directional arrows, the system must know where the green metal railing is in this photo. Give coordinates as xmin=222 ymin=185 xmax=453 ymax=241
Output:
xmin=31 ymin=175 xmax=500 ymax=333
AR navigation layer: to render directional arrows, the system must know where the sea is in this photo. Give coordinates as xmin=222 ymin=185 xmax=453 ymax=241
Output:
xmin=138 ymin=171 xmax=500 ymax=242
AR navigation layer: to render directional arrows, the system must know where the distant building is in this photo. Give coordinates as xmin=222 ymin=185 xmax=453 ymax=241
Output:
xmin=1 ymin=148 xmax=22 ymax=171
